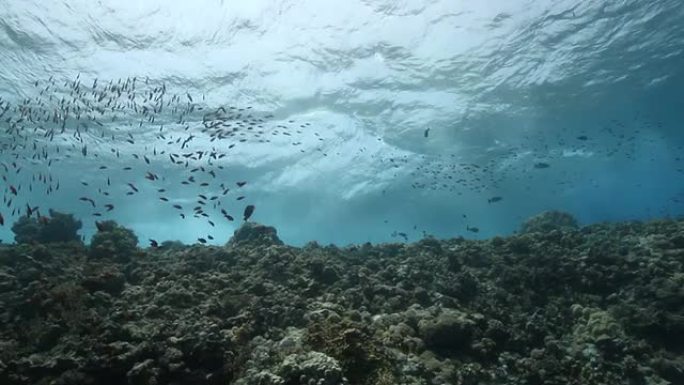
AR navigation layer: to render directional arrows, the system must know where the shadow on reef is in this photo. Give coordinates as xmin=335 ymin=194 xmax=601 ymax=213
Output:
xmin=0 ymin=211 xmax=683 ymax=385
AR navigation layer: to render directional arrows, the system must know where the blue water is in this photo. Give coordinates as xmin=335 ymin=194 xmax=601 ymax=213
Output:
xmin=0 ymin=0 xmax=683 ymax=246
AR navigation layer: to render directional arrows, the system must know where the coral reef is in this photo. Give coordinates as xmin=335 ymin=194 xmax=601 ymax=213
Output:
xmin=88 ymin=220 xmax=139 ymax=263
xmin=279 ymin=352 xmax=346 ymax=385
xmin=159 ymin=240 xmax=185 ymax=251
xmin=1 ymin=219 xmax=684 ymax=385
xmin=228 ymin=221 xmax=284 ymax=247
xmin=10 ymin=210 xmax=82 ymax=244
xmin=520 ymin=210 xmax=579 ymax=233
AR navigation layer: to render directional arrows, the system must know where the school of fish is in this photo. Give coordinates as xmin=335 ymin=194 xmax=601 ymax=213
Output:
xmin=0 ymin=75 xmax=279 ymax=244
xmin=0 ymin=73 xmax=681 ymax=243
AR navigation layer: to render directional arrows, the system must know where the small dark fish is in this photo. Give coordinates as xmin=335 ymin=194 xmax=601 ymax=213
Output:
xmin=79 ymin=197 xmax=96 ymax=207
xmin=149 ymin=239 xmax=159 ymax=248
xmin=173 ymin=204 xmax=183 ymax=210
xmin=207 ymin=235 xmax=214 ymax=240
xmin=0 ymin=213 xmax=3 ymax=226
xmin=466 ymin=226 xmax=479 ymax=233
xmin=576 ymin=135 xmax=588 ymax=141
xmin=159 ymin=197 xmax=169 ymax=202
xmin=236 ymin=196 xmax=245 ymax=201
xmin=534 ymin=162 xmax=550 ymax=169
xmin=488 ymin=196 xmax=503 ymax=203
xmin=225 ymin=214 xmax=234 ymax=221
xmin=9 ymin=186 xmax=17 ymax=195
xmin=236 ymin=181 xmax=247 ymax=187
xmin=127 ymin=183 xmax=139 ymax=192
xmin=104 ymin=204 xmax=114 ymax=211
xmin=197 ymin=237 xmax=207 ymax=244
xmin=243 ymin=204 xmax=255 ymax=221
xmin=424 ymin=127 xmax=430 ymax=138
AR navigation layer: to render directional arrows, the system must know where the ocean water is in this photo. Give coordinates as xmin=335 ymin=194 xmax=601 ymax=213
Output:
xmin=1 ymin=0 xmax=683 ymax=246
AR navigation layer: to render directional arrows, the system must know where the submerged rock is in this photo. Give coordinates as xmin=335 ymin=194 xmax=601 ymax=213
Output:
xmin=227 ymin=222 xmax=283 ymax=247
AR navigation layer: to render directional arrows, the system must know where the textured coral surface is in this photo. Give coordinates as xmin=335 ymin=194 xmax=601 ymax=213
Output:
xmin=0 ymin=218 xmax=683 ymax=385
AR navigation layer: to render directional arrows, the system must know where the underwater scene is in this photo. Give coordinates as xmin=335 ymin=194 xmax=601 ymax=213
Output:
xmin=0 ymin=1 xmax=683 ymax=384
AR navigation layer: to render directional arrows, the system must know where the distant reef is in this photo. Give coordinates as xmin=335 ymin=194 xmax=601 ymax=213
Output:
xmin=1 ymin=212 xmax=683 ymax=385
